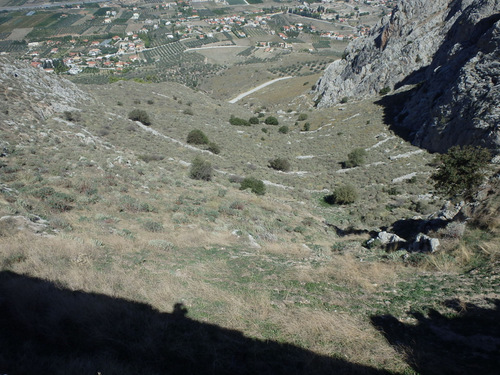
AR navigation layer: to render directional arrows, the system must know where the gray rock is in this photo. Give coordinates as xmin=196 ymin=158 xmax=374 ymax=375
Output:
xmin=409 ymin=233 xmax=440 ymax=253
xmin=376 ymin=231 xmax=406 ymax=245
xmin=0 ymin=215 xmax=48 ymax=234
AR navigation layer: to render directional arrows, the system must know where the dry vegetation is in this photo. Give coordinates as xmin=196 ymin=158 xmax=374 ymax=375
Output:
xmin=0 ymin=58 xmax=498 ymax=374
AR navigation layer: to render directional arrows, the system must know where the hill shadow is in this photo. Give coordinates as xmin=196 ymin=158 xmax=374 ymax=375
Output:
xmin=371 ymin=299 xmax=500 ymax=375
xmin=0 ymin=270 xmax=393 ymax=375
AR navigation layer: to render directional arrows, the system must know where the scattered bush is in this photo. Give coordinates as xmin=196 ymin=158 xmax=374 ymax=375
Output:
xmin=431 ymin=145 xmax=491 ymax=200
xmin=189 ymin=156 xmax=212 ymax=181
xmin=344 ymin=148 xmax=367 ymax=168
xmin=379 ymin=86 xmax=391 ymax=96
xmin=324 ymin=184 xmax=358 ymax=205
xmin=303 ymin=122 xmax=310 ymax=131
xmin=187 ymin=129 xmax=209 ymax=145
xmin=278 ymin=126 xmax=289 ymax=134
xmin=298 ymin=113 xmax=308 ymax=121
xmin=229 ymin=115 xmax=250 ymax=126
xmin=63 ymin=111 xmax=81 ymax=122
xmin=249 ymin=116 xmax=260 ymax=124
xmin=268 ymin=157 xmax=291 ymax=172
xmin=128 ymin=109 xmax=151 ymax=125
xmin=183 ymin=108 xmax=194 ymax=116
xmin=207 ymin=142 xmax=220 ymax=155
xmin=142 ymin=220 xmax=164 ymax=232
xmin=264 ymin=116 xmax=279 ymax=125
xmin=240 ymin=177 xmax=266 ymax=195
xmin=340 ymin=97 xmax=349 ymax=104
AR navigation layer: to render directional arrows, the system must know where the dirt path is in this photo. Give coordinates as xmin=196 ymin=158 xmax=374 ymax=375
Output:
xmin=228 ymin=76 xmax=293 ymax=104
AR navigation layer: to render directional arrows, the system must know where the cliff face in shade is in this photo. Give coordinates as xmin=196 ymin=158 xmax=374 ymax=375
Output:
xmin=314 ymin=0 xmax=500 ymax=153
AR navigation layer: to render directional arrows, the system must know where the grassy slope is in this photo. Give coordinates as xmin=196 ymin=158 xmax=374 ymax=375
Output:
xmin=0 ymin=64 xmax=498 ymax=374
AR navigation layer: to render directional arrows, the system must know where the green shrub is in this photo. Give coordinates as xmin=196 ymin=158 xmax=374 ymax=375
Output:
xmin=183 ymin=108 xmax=194 ymax=115
xmin=143 ymin=220 xmax=164 ymax=232
xmin=324 ymin=184 xmax=358 ymax=205
xmin=268 ymin=157 xmax=291 ymax=172
xmin=264 ymin=116 xmax=279 ymax=125
xmin=189 ymin=157 xmax=212 ymax=181
xmin=240 ymin=177 xmax=266 ymax=195
xmin=303 ymin=122 xmax=310 ymax=131
xmin=431 ymin=145 xmax=491 ymax=200
xmin=379 ymin=86 xmax=391 ymax=96
xmin=278 ymin=126 xmax=289 ymax=134
xmin=229 ymin=115 xmax=250 ymax=126
xmin=187 ymin=129 xmax=209 ymax=145
xmin=128 ymin=109 xmax=151 ymax=125
xmin=249 ymin=117 xmax=260 ymax=124
xmin=344 ymin=148 xmax=367 ymax=168
xmin=207 ymin=142 xmax=220 ymax=155
xmin=298 ymin=113 xmax=308 ymax=121
xmin=340 ymin=97 xmax=349 ymax=104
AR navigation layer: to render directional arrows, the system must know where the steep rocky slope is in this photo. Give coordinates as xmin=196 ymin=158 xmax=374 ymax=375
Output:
xmin=314 ymin=0 xmax=500 ymax=153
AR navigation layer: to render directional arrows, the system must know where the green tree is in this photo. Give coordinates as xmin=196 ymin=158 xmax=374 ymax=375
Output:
xmin=128 ymin=109 xmax=151 ymax=125
xmin=268 ymin=157 xmax=290 ymax=172
xmin=240 ymin=177 xmax=266 ymax=195
xmin=345 ymin=148 xmax=367 ymax=168
xmin=264 ymin=116 xmax=279 ymax=125
xmin=187 ymin=129 xmax=209 ymax=145
xmin=431 ymin=145 xmax=491 ymax=200
xmin=189 ymin=157 xmax=212 ymax=181
xmin=324 ymin=184 xmax=358 ymax=205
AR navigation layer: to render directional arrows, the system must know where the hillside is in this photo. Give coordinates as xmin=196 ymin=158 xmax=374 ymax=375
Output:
xmin=0 ymin=55 xmax=499 ymax=374
xmin=314 ymin=0 xmax=500 ymax=153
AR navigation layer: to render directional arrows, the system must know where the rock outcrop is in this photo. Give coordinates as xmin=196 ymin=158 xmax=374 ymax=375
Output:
xmin=314 ymin=0 xmax=500 ymax=153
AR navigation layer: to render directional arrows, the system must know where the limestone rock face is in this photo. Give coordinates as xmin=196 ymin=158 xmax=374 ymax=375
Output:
xmin=314 ymin=0 xmax=500 ymax=153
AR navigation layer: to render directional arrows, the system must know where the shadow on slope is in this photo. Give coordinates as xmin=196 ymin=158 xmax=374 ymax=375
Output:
xmin=371 ymin=299 xmax=500 ymax=375
xmin=0 ymin=271 xmax=393 ymax=375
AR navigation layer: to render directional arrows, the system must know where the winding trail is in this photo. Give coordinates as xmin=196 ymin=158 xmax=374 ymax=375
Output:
xmin=229 ymin=76 xmax=293 ymax=104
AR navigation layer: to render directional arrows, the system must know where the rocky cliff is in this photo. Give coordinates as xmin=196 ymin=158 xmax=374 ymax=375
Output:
xmin=314 ymin=0 xmax=500 ymax=153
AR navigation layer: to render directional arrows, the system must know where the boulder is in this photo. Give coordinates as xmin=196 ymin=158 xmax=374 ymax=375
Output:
xmin=409 ymin=233 xmax=440 ymax=253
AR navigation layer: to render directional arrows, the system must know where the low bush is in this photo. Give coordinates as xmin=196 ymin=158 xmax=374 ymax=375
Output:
xmin=189 ymin=157 xmax=212 ymax=181
xmin=229 ymin=115 xmax=250 ymax=126
xmin=278 ymin=126 xmax=289 ymax=134
xmin=344 ymin=148 xmax=367 ymax=168
xmin=207 ymin=142 xmax=221 ymax=155
xmin=268 ymin=158 xmax=291 ymax=172
xmin=187 ymin=129 xmax=209 ymax=145
xmin=249 ymin=117 xmax=260 ymax=124
xmin=298 ymin=113 xmax=308 ymax=121
xmin=240 ymin=177 xmax=266 ymax=195
xmin=379 ymin=86 xmax=391 ymax=96
xmin=128 ymin=109 xmax=151 ymax=125
xmin=264 ymin=116 xmax=279 ymax=125
xmin=324 ymin=184 xmax=358 ymax=205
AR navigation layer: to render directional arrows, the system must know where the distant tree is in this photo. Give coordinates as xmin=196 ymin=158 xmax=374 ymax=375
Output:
xmin=431 ymin=145 xmax=491 ymax=200
xmin=249 ymin=116 xmax=260 ymax=124
xmin=344 ymin=148 xmax=367 ymax=168
xmin=207 ymin=142 xmax=220 ymax=155
xmin=240 ymin=177 xmax=266 ymax=195
xmin=298 ymin=113 xmax=308 ymax=121
xmin=229 ymin=115 xmax=250 ymax=126
xmin=189 ymin=156 xmax=212 ymax=181
xmin=324 ymin=184 xmax=358 ymax=205
xmin=128 ymin=109 xmax=151 ymax=125
xmin=268 ymin=157 xmax=290 ymax=172
xmin=187 ymin=129 xmax=209 ymax=145
xmin=264 ymin=116 xmax=279 ymax=125
xmin=278 ymin=126 xmax=289 ymax=134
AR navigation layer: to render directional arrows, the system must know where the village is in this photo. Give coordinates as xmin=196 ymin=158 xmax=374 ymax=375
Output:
xmin=0 ymin=0 xmax=394 ymax=81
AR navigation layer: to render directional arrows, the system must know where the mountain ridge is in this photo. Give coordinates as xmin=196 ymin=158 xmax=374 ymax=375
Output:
xmin=314 ymin=0 xmax=500 ymax=153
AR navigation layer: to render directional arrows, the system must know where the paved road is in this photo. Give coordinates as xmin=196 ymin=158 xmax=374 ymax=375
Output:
xmin=0 ymin=0 xmax=107 ymax=12
xmin=229 ymin=76 xmax=293 ymax=104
